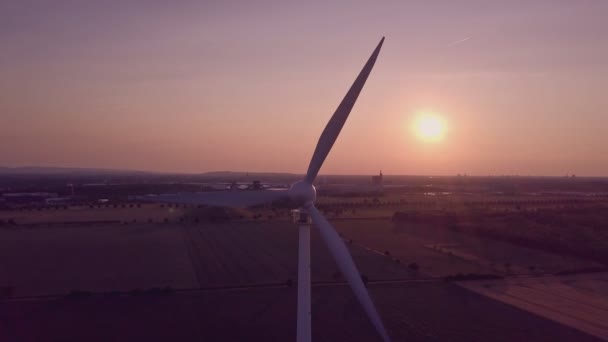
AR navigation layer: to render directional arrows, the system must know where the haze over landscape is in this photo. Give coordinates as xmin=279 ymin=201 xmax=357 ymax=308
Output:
xmin=1 ymin=1 xmax=607 ymax=176
xmin=2 ymin=2 xmax=608 ymax=342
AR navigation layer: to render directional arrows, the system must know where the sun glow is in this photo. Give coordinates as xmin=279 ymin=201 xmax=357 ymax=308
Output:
xmin=413 ymin=112 xmax=446 ymax=142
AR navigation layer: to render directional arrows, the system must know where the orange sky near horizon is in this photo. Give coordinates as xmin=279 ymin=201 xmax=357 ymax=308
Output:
xmin=1 ymin=1 xmax=607 ymax=176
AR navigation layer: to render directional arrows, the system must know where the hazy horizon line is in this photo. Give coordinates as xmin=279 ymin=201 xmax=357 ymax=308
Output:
xmin=1 ymin=165 xmax=606 ymax=178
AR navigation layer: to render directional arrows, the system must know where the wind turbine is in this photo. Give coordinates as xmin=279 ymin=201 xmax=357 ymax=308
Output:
xmin=141 ymin=37 xmax=389 ymax=342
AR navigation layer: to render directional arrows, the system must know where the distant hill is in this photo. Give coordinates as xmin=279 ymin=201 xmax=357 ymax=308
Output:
xmin=0 ymin=166 xmax=150 ymax=175
xmin=0 ymin=167 xmax=298 ymax=178
xmin=200 ymin=171 xmax=298 ymax=177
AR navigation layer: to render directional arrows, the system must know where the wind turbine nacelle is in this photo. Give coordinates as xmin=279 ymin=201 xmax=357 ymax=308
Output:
xmin=288 ymin=181 xmax=316 ymax=207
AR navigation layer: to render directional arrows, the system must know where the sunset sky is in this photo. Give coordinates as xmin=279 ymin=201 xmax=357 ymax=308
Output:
xmin=1 ymin=1 xmax=607 ymax=176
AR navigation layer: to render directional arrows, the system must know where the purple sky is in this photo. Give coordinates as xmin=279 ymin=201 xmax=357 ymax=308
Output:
xmin=1 ymin=1 xmax=607 ymax=175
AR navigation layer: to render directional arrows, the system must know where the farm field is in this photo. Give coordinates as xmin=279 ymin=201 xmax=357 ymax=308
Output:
xmin=330 ymin=217 xmax=608 ymax=340
xmin=0 ymin=223 xmax=197 ymax=297
xmin=183 ymin=221 xmax=416 ymax=287
xmin=0 ymin=220 xmax=417 ymax=298
xmin=1 ymin=281 xmax=602 ymax=342
xmin=1 ymin=197 xmax=607 ymax=341
xmin=459 ymin=272 xmax=608 ymax=340
xmin=332 ymin=218 xmax=598 ymax=278
xmin=0 ymin=204 xmax=186 ymax=224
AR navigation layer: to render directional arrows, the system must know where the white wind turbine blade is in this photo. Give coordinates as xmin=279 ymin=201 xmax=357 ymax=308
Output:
xmin=305 ymin=37 xmax=384 ymax=184
xmin=307 ymin=205 xmax=390 ymax=342
xmin=137 ymin=189 xmax=289 ymax=208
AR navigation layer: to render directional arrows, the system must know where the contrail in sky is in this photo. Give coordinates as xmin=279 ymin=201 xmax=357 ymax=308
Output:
xmin=447 ymin=36 xmax=471 ymax=47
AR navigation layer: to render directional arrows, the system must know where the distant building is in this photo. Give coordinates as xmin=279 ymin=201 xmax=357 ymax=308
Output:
xmin=2 ymin=192 xmax=58 ymax=205
xmin=251 ymin=180 xmax=262 ymax=190
xmin=45 ymin=197 xmax=73 ymax=205
xmin=229 ymin=181 xmax=238 ymax=190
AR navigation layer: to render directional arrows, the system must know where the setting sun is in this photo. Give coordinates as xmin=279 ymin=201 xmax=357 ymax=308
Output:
xmin=413 ymin=112 xmax=447 ymax=142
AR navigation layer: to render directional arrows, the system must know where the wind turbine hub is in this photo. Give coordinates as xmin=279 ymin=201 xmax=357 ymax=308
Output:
xmin=289 ymin=181 xmax=316 ymax=207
